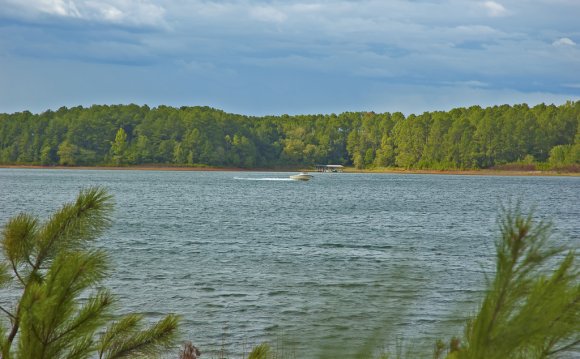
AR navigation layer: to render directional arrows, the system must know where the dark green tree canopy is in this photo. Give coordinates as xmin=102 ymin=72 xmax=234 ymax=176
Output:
xmin=0 ymin=102 xmax=578 ymax=169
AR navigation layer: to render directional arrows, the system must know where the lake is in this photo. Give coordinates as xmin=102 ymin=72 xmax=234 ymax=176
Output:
xmin=0 ymin=169 xmax=578 ymax=357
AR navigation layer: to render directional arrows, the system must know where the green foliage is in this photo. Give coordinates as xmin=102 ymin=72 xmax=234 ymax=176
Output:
xmin=97 ymin=314 xmax=179 ymax=359
xmin=110 ymin=128 xmax=128 ymax=165
xmin=17 ymin=253 xmax=113 ymax=358
xmin=0 ymin=102 xmax=578 ymax=169
xmin=0 ymin=187 xmax=179 ymax=359
xmin=40 ymin=145 xmax=56 ymax=165
xmin=548 ymin=144 xmax=579 ymax=169
xmin=57 ymin=140 xmax=79 ymax=166
xmin=443 ymin=208 xmax=580 ymax=359
xmin=248 ymin=343 xmax=271 ymax=359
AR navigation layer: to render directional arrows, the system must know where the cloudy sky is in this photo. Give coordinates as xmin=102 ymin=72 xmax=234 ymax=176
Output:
xmin=0 ymin=0 xmax=579 ymax=115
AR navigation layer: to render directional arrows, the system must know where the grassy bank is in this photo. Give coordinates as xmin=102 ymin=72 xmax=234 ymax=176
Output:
xmin=1 ymin=164 xmax=579 ymax=176
xmin=343 ymin=166 xmax=580 ymax=176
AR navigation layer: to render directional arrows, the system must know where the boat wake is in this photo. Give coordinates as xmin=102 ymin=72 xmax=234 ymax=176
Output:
xmin=234 ymin=177 xmax=294 ymax=181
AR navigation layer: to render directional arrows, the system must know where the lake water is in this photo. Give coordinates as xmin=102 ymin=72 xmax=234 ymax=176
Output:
xmin=0 ymin=169 xmax=578 ymax=357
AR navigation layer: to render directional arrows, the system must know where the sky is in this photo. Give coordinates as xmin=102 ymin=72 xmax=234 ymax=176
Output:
xmin=0 ymin=0 xmax=579 ymax=116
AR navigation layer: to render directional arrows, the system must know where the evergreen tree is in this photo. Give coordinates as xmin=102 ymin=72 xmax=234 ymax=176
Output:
xmin=0 ymin=102 xmax=578 ymax=169
xmin=110 ymin=128 xmax=128 ymax=165
xmin=437 ymin=209 xmax=579 ymax=359
xmin=57 ymin=140 xmax=79 ymax=166
xmin=0 ymin=187 xmax=179 ymax=358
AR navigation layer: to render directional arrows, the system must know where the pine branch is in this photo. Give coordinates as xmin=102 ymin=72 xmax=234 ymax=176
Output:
xmin=104 ymin=314 xmax=179 ymax=359
xmin=1 ymin=213 xmax=38 ymax=268
xmin=9 ymin=259 xmax=24 ymax=286
xmin=34 ymin=187 xmax=113 ymax=271
xmin=41 ymin=251 xmax=110 ymax=347
xmin=0 ymin=263 xmax=11 ymax=287
xmin=98 ymin=314 xmax=143 ymax=359
xmin=4 ymin=318 xmax=19 ymax=357
xmin=49 ymin=290 xmax=114 ymax=345
xmin=0 ymin=305 xmax=15 ymax=321
xmin=461 ymin=208 xmax=579 ymax=359
xmin=0 ymin=188 xmax=140 ymax=359
xmin=63 ymin=335 xmax=94 ymax=359
xmin=248 ymin=343 xmax=271 ymax=359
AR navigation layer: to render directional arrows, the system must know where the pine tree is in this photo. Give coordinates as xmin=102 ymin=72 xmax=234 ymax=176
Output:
xmin=436 ymin=208 xmax=579 ymax=359
xmin=111 ymin=128 xmax=128 ymax=165
xmin=0 ymin=187 xmax=179 ymax=358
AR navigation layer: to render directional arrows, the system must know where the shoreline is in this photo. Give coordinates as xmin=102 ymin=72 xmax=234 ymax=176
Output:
xmin=347 ymin=168 xmax=579 ymax=177
xmin=1 ymin=164 xmax=578 ymax=176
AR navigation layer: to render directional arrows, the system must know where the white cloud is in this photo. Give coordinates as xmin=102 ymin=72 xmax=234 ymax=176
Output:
xmin=1 ymin=0 xmax=166 ymax=26
xmin=552 ymin=37 xmax=576 ymax=47
xmin=86 ymin=2 xmax=124 ymax=22
xmin=14 ymin=0 xmax=82 ymax=17
xmin=290 ymin=3 xmax=323 ymax=14
xmin=482 ymin=1 xmax=507 ymax=17
xmin=249 ymin=6 xmax=287 ymax=23
xmin=1 ymin=0 xmax=580 ymax=115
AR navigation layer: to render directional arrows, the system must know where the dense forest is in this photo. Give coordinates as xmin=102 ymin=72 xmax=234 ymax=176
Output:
xmin=0 ymin=101 xmax=578 ymax=170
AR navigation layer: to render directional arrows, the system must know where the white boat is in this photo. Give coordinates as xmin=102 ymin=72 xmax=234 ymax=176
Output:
xmin=290 ymin=172 xmax=313 ymax=181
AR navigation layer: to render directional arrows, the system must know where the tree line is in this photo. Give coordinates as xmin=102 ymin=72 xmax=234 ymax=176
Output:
xmin=0 ymin=101 xmax=578 ymax=170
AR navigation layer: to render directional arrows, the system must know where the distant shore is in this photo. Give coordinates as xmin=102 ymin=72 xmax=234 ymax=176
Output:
xmin=347 ymin=168 xmax=579 ymax=176
xmin=1 ymin=164 xmax=578 ymax=176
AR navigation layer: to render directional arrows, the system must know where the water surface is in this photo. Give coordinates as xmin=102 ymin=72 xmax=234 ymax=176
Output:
xmin=0 ymin=169 xmax=578 ymax=357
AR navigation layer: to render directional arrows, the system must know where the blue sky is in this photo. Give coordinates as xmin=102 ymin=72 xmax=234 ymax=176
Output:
xmin=0 ymin=0 xmax=579 ymax=115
